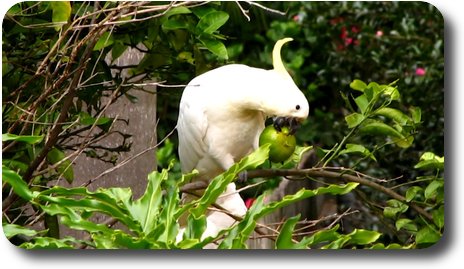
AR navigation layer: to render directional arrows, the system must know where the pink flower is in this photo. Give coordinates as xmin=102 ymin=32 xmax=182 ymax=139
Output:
xmin=376 ymin=30 xmax=383 ymax=37
xmin=415 ymin=67 xmax=426 ymax=76
xmin=344 ymin=37 xmax=353 ymax=46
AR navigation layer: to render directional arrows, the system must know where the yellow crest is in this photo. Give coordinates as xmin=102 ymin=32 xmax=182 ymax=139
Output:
xmin=272 ymin=37 xmax=293 ymax=79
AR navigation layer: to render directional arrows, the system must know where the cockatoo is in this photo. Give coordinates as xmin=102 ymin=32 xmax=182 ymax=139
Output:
xmin=176 ymin=38 xmax=309 ymax=244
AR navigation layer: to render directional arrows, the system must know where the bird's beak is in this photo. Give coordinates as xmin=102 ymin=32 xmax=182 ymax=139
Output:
xmin=273 ymin=117 xmax=303 ymax=135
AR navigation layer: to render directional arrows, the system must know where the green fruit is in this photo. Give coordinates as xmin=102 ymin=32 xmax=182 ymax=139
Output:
xmin=259 ymin=125 xmax=296 ymax=163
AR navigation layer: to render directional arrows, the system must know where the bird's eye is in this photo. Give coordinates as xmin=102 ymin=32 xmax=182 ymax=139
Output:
xmin=295 ymin=105 xmax=300 ymax=110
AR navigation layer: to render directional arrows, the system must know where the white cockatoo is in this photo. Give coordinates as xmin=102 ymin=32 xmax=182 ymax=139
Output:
xmin=176 ymin=38 xmax=309 ymax=244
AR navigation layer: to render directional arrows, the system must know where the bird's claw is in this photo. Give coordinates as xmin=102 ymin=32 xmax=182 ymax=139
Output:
xmin=237 ymin=171 xmax=248 ymax=184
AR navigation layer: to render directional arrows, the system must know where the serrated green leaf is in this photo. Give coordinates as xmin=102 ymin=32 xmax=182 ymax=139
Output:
xmin=38 ymin=187 xmax=140 ymax=231
xmin=321 ymin=236 xmax=351 ymax=249
xmin=256 ymin=183 xmax=358 ymax=219
xmin=218 ymin=194 xmax=267 ymax=249
xmin=198 ymin=36 xmax=228 ymax=59
xmin=2 ymin=223 xmax=39 ymax=239
xmin=298 ymin=225 xmax=340 ymax=248
xmin=128 ymin=170 xmax=166 ymax=234
xmin=20 ymin=236 xmax=76 ymax=249
xmin=350 ymin=79 xmax=367 ymax=92
xmin=186 ymin=214 xmax=207 ymax=240
xmin=275 ymin=215 xmax=301 ymax=249
xmin=2 ymin=133 xmax=44 ymax=144
xmin=190 ymin=145 xmax=269 ymax=219
xmin=2 ymin=166 xmax=34 ymax=201
xmin=345 ymin=112 xmax=364 ymax=128
xmin=195 ymin=11 xmax=229 ymax=34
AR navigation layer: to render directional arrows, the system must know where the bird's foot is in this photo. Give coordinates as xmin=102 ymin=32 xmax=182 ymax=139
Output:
xmin=237 ymin=171 xmax=248 ymax=184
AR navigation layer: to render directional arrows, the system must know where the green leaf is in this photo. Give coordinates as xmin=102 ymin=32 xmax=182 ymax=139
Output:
xmin=354 ymin=94 xmax=369 ymax=114
xmin=370 ymin=243 xmax=412 ymax=249
xmin=50 ymin=1 xmax=71 ymax=30
xmin=21 ymin=236 xmax=76 ymax=249
xmin=432 ymin=206 xmax=444 ymax=229
xmin=185 ymin=214 xmax=207 ymax=240
xmin=38 ymin=187 xmax=140 ymax=232
xmin=162 ymin=19 xmax=190 ymax=30
xmin=395 ymin=218 xmax=418 ymax=232
xmin=416 ymin=226 xmax=441 ymax=247
xmin=350 ymin=79 xmax=367 ymax=92
xmin=414 ymin=152 xmax=444 ymax=171
xmin=359 ymin=120 xmax=404 ymax=138
xmin=382 ymin=85 xmax=401 ymax=101
xmin=2 ymin=224 xmax=39 ymax=239
xmin=218 ymin=194 xmax=267 ymax=249
xmin=198 ymin=36 xmax=228 ymax=59
xmin=338 ymin=143 xmax=377 ymax=161
xmin=345 ymin=113 xmax=364 ymax=128
xmin=2 ymin=133 xmax=44 ymax=144
xmin=405 ymin=186 xmax=423 ymax=202
xmin=127 ymin=170 xmax=166 ymax=234
xmin=163 ymin=6 xmax=192 ymax=19
xmin=255 ymin=183 xmax=358 ymax=219
xmin=195 ymin=11 xmax=229 ymax=34
xmin=94 ymin=32 xmax=114 ymax=51
xmin=358 ymin=119 xmax=414 ymax=148
xmin=275 ymin=215 xmax=302 ymax=249
xmin=301 ymin=225 xmax=340 ymax=247
xmin=111 ymin=42 xmax=128 ymax=60
xmin=347 ymin=229 xmax=381 ymax=245
xmin=46 ymin=147 xmax=74 ymax=184
xmin=79 ymin=112 xmax=112 ymax=126
xmin=424 ymin=180 xmax=444 ymax=201
xmin=2 ymin=166 xmax=34 ymax=201
xmin=383 ymin=199 xmax=408 ymax=218
xmin=374 ymin=107 xmax=411 ymax=125
xmin=321 ymin=237 xmax=351 ymax=249
xmin=410 ymin=106 xmax=422 ymax=124
xmin=189 ymin=145 xmax=270 ymax=218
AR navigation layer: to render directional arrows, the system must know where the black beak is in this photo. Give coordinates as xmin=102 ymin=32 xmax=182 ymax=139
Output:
xmin=273 ymin=117 xmax=301 ymax=135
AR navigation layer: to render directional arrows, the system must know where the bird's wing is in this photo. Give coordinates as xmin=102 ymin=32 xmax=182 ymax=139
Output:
xmin=177 ymin=96 xmax=209 ymax=174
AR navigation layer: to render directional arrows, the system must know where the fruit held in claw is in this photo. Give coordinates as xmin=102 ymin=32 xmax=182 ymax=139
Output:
xmin=259 ymin=125 xmax=296 ymax=163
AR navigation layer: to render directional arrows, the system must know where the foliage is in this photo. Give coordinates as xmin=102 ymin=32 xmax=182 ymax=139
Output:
xmin=2 ymin=1 xmax=443 ymax=249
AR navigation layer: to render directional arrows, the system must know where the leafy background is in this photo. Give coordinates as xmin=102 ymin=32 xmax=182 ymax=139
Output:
xmin=2 ymin=1 xmax=444 ymax=249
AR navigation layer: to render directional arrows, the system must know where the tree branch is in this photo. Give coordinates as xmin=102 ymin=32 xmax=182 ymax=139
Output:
xmin=244 ymin=168 xmax=433 ymax=221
